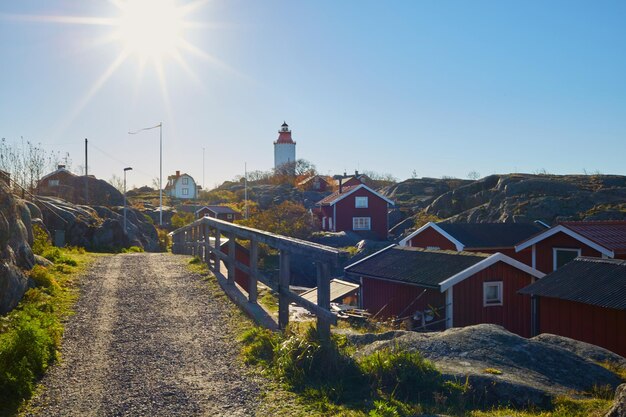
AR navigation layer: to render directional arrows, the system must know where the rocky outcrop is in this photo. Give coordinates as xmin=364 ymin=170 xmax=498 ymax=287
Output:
xmin=0 ymin=182 xmax=34 ymax=313
xmin=606 ymin=384 xmax=626 ymax=417
xmin=349 ymin=324 xmax=624 ymax=408
xmin=37 ymin=196 xmax=159 ymax=252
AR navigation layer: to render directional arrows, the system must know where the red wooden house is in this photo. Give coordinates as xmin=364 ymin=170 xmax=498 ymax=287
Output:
xmin=519 ymin=257 xmax=626 ymax=357
xmin=297 ymin=175 xmax=330 ymax=192
xmin=399 ymin=222 xmax=545 ymax=265
xmin=515 ymin=221 xmax=626 ymax=273
xmin=344 ymin=245 xmax=544 ymax=337
xmin=316 ymin=183 xmax=394 ymax=240
xmin=195 ymin=205 xmax=241 ymax=222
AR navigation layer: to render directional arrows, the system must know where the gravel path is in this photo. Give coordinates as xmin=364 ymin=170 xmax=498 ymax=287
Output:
xmin=25 ymin=253 xmax=262 ymax=417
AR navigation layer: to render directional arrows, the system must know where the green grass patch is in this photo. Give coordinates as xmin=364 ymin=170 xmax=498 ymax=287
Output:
xmin=470 ymin=396 xmax=612 ymax=417
xmin=0 ymin=247 xmax=94 ymax=416
xmin=120 ymin=246 xmax=144 ymax=253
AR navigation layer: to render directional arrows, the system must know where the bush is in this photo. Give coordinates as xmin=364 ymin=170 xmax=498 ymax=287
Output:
xmin=359 ymin=347 xmax=442 ymax=402
xmin=41 ymin=247 xmax=77 ymax=266
xmin=121 ymin=246 xmax=144 ymax=253
xmin=157 ymin=228 xmax=171 ymax=252
xmin=239 ymin=327 xmax=279 ymax=366
xmin=171 ymin=212 xmax=195 ymax=229
xmin=29 ymin=265 xmax=59 ymax=291
xmin=31 ymin=224 xmax=51 ymax=256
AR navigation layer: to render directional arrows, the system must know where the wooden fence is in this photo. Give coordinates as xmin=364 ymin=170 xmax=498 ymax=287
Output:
xmin=170 ymin=216 xmax=340 ymax=338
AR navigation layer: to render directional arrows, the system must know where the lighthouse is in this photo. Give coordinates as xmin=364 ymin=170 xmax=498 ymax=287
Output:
xmin=274 ymin=121 xmax=296 ymax=172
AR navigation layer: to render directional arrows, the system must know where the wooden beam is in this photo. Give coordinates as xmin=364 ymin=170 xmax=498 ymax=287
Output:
xmin=316 ymin=262 xmax=331 ymax=339
xmin=227 ymin=232 xmax=236 ymax=286
xmin=249 ymin=239 xmax=258 ymax=303
xmin=278 ymin=250 xmax=290 ymax=329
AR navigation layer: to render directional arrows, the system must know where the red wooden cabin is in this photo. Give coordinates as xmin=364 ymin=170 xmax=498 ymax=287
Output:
xmin=519 ymin=257 xmax=626 ymax=357
xmin=344 ymin=245 xmax=544 ymax=337
xmin=515 ymin=221 xmax=626 ymax=273
xmin=195 ymin=205 xmax=241 ymax=222
xmin=316 ymin=184 xmax=394 ymax=241
xmin=399 ymin=222 xmax=545 ymax=265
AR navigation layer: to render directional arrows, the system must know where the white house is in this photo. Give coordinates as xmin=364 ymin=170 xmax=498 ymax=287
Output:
xmin=165 ymin=171 xmax=197 ymax=199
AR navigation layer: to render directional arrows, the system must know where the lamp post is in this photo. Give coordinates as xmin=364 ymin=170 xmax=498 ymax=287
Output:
xmin=129 ymin=122 xmax=163 ymax=226
xmin=123 ymin=167 xmax=133 ymax=234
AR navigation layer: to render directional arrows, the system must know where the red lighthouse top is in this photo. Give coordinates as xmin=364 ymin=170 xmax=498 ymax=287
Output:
xmin=275 ymin=121 xmax=296 ymax=144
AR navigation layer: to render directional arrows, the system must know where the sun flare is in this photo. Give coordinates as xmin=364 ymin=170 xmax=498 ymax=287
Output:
xmin=114 ymin=0 xmax=186 ymax=61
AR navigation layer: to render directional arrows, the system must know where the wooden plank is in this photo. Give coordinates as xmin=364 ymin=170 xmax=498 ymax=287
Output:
xmin=227 ymin=232 xmax=236 ymax=286
xmin=278 ymin=250 xmax=290 ymax=329
xmin=249 ymin=239 xmax=258 ymax=303
xmin=316 ymin=262 xmax=331 ymax=339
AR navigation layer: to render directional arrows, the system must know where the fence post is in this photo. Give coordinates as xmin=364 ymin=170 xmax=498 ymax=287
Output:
xmin=227 ymin=232 xmax=236 ymax=286
xmin=203 ymin=222 xmax=210 ymax=264
xmin=248 ymin=239 xmax=258 ymax=303
xmin=316 ymin=262 xmax=331 ymax=340
xmin=278 ymin=250 xmax=290 ymax=329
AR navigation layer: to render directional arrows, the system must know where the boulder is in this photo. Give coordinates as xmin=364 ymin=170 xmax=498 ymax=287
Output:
xmin=605 ymin=384 xmax=626 ymax=417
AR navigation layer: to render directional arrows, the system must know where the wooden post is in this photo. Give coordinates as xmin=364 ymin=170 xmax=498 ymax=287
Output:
xmin=316 ymin=262 xmax=331 ymax=340
xmin=215 ymin=227 xmax=221 ymax=270
xmin=278 ymin=250 xmax=290 ymax=329
xmin=203 ymin=223 xmax=210 ymax=264
xmin=248 ymin=239 xmax=258 ymax=303
xmin=227 ymin=232 xmax=236 ymax=286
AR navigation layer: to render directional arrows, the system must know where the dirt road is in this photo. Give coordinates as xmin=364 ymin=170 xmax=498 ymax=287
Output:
xmin=24 ymin=253 xmax=261 ymax=417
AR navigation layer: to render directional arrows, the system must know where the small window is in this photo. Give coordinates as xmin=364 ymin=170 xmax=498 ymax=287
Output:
xmin=353 ymin=217 xmax=371 ymax=231
xmin=483 ymin=282 xmax=503 ymax=306
xmin=182 ymin=188 xmax=189 ymax=195
xmin=322 ymin=217 xmax=326 ymax=229
xmin=553 ymin=248 xmax=581 ymax=270
xmin=48 ymin=179 xmax=60 ymax=187
xmin=182 ymin=177 xmax=189 ymax=185
xmin=355 ymin=196 xmax=368 ymax=208
xmin=227 ymin=213 xmax=233 ymax=219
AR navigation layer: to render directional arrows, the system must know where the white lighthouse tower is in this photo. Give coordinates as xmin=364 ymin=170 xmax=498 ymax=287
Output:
xmin=274 ymin=121 xmax=296 ymax=172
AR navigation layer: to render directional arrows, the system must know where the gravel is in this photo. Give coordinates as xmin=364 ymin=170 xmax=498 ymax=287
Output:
xmin=24 ymin=253 xmax=262 ymax=416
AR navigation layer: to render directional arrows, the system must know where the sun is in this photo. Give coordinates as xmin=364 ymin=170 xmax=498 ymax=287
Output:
xmin=114 ymin=0 xmax=187 ymax=62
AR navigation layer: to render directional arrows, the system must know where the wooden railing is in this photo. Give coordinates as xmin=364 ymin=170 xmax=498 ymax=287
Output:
xmin=170 ymin=216 xmax=340 ymax=338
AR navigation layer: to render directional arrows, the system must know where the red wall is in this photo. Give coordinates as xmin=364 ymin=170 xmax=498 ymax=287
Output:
xmin=538 ymin=297 xmax=626 ymax=357
xmin=220 ymin=244 xmax=251 ymax=292
xmin=360 ymin=277 xmax=445 ymax=321
xmin=333 ymin=188 xmax=389 ymax=240
xmin=452 ymin=262 xmax=534 ymax=337
xmin=408 ymin=227 xmax=458 ymax=250
xmin=534 ymin=231 xmax=601 ymax=273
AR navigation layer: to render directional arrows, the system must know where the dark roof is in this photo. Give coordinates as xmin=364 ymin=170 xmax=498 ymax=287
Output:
xmin=437 ymin=222 xmax=545 ymax=248
xmin=282 ymin=121 xmax=288 ymax=126
xmin=316 ymin=185 xmax=362 ymax=205
xmin=345 ymin=246 xmax=488 ymax=288
xmin=200 ymin=205 xmax=239 ymax=215
xmin=561 ymin=221 xmax=626 ymax=254
xmin=177 ymin=205 xmax=203 ymax=213
xmin=519 ymin=257 xmax=626 ymax=310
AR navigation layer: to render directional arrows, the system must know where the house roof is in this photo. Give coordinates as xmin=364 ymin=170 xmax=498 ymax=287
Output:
xmin=299 ymin=279 xmax=359 ymax=305
xmin=297 ymin=175 xmax=329 ymax=186
xmin=345 ymin=246 xmax=490 ymax=288
xmin=316 ymin=183 xmax=394 ymax=206
xmin=345 ymin=245 xmax=544 ymax=291
xmin=519 ymin=257 xmax=626 ymax=310
xmin=399 ymin=221 xmax=545 ymax=249
xmin=515 ymin=222 xmax=625 ymax=256
xmin=39 ymin=167 xmax=76 ymax=182
xmin=195 ymin=205 xmax=239 ymax=215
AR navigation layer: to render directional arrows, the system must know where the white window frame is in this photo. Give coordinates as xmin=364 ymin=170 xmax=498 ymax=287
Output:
xmin=355 ymin=196 xmax=368 ymax=208
xmin=553 ymin=247 xmax=581 ymax=271
xmin=352 ymin=217 xmax=371 ymax=231
xmin=182 ymin=177 xmax=189 ymax=185
xmin=483 ymin=281 xmax=503 ymax=307
xmin=182 ymin=188 xmax=189 ymax=195
xmin=322 ymin=217 xmax=326 ymax=229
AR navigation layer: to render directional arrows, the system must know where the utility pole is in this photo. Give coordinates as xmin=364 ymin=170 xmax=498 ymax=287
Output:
xmin=244 ymin=162 xmax=248 ymax=219
xmin=202 ymin=147 xmax=205 ymax=191
xmin=84 ymin=138 xmax=88 ymax=204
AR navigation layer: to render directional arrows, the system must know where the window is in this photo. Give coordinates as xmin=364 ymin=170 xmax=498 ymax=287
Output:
xmin=328 ymin=217 xmax=333 ymax=231
xmin=227 ymin=213 xmax=233 ymax=219
xmin=322 ymin=217 xmax=326 ymax=229
xmin=48 ymin=179 xmax=59 ymax=187
xmin=353 ymin=217 xmax=371 ymax=231
xmin=355 ymin=196 xmax=368 ymax=208
xmin=483 ymin=282 xmax=503 ymax=306
xmin=182 ymin=188 xmax=189 ymax=195
xmin=182 ymin=177 xmax=189 ymax=185
xmin=426 ymin=246 xmax=441 ymax=250
xmin=553 ymin=248 xmax=581 ymax=270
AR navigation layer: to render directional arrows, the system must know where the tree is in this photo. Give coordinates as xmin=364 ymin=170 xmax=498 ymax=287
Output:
xmin=274 ymin=159 xmax=317 ymax=177
xmin=467 ymin=171 xmax=481 ymax=180
xmin=109 ymin=174 xmax=124 ymax=193
xmin=237 ymin=201 xmax=315 ymax=239
xmin=171 ymin=212 xmax=195 ymax=229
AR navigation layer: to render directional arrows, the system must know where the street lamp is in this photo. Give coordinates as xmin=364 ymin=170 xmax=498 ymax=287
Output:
xmin=129 ymin=122 xmax=163 ymax=226
xmin=123 ymin=167 xmax=133 ymax=234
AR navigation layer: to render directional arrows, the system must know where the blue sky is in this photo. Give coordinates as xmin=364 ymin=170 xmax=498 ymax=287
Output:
xmin=1 ymin=1 xmax=625 ymax=189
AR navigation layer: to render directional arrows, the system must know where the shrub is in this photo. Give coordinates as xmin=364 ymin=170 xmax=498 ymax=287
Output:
xmin=171 ymin=212 xmax=195 ymax=229
xmin=359 ymin=347 xmax=442 ymax=402
xmin=239 ymin=327 xmax=279 ymax=366
xmin=188 ymin=256 xmax=202 ymax=265
xmin=41 ymin=247 xmax=77 ymax=266
xmin=121 ymin=246 xmax=144 ymax=253
xmin=31 ymin=224 xmax=51 ymax=256
xmin=369 ymin=400 xmax=401 ymax=417
xmin=29 ymin=265 xmax=59 ymax=291
xmin=157 ymin=228 xmax=171 ymax=252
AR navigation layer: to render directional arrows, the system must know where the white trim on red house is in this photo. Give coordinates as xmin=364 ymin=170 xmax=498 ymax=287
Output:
xmin=483 ymin=281 xmax=504 ymax=306
xmin=439 ymin=252 xmax=545 ymax=292
xmin=321 ymin=184 xmax=395 ymax=206
xmin=514 ymin=225 xmax=614 ymax=258
xmin=445 ymin=287 xmax=453 ymax=329
xmin=398 ymin=222 xmax=465 ymax=251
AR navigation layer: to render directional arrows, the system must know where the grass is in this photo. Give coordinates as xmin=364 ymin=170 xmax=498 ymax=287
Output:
xmin=120 ymin=246 xmax=144 ymax=253
xmin=0 ymin=246 xmax=94 ymax=416
xmin=470 ymin=396 xmax=612 ymax=417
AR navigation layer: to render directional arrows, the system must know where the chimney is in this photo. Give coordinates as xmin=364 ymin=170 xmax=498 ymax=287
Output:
xmin=355 ymin=170 xmax=359 ymax=177
xmin=176 ymin=170 xmax=180 ymax=177
xmin=58 ymin=164 xmax=66 ymax=170
xmin=339 ymin=178 xmax=343 ymax=193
